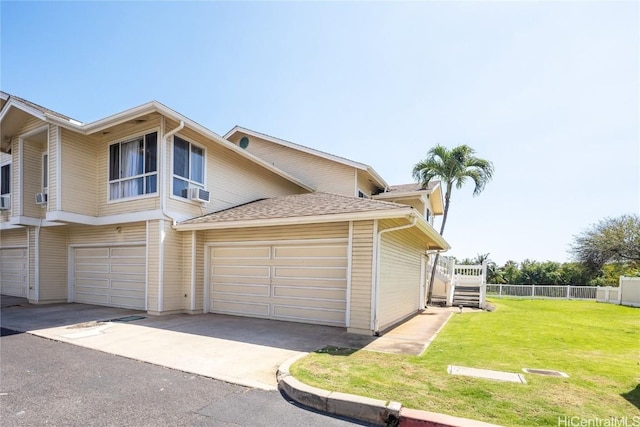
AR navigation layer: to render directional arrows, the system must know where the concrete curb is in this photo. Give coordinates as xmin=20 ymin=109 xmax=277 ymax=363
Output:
xmin=277 ymin=354 xmax=401 ymax=426
xmin=277 ymin=354 xmax=502 ymax=427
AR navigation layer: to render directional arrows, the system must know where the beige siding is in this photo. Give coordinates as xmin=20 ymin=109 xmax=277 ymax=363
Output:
xmin=66 ymin=222 xmax=146 ymax=245
xmin=162 ymin=222 xmax=184 ymax=312
xmin=19 ymin=117 xmax=45 ymax=136
xmin=166 ymin=125 xmax=303 ymax=218
xmin=60 ymin=129 xmax=98 ymax=216
xmin=38 ymin=226 xmax=68 ymax=301
xmin=357 ymin=170 xmax=380 ymax=198
xmin=229 ymin=133 xmax=355 ymax=196
xmin=205 ymin=223 xmax=348 ymax=243
xmin=146 ymin=220 xmax=160 ymax=312
xmin=182 ymin=230 xmax=205 ymax=312
xmin=194 ymin=231 xmax=205 ymax=311
xmin=47 ymin=125 xmax=59 ymax=211
xmin=0 ymin=228 xmax=27 ymax=247
xmin=95 ymin=117 xmax=162 ymax=216
xmin=22 ymin=138 xmax=46 ymax=219
xmin=377 ymin=218 xmax=425 ymax=331
xmin=348 ymin=220 xmax=374 ymax=333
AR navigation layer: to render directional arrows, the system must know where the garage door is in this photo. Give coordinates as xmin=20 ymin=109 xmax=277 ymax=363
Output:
xmin=0 ymin=247 xmax=28 ymax=297
xmin=73 ymin=246 xmax=146 ymax=310
xmin=210 ymin=241 xmax=348 ymax=326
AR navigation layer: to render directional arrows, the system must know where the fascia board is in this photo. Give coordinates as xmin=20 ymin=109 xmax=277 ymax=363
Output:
xmin=415 ymin=217 xmax=450 ymax=250
xmin=81 ymin=102 xmax=158 ymax=134
xmin=174 ymin=207 xmax=414 ymax=231
xmin=226 ymin=126 xmax=367 ymax=170
xmin=0 ymin=100 xmax=47 ymax=123
xmin=373 ymin=190 xmax=431 ymax=199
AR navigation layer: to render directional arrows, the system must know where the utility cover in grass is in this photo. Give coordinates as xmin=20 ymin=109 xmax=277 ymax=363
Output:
xmin=448 ymin=365 xmax=527 ymax=383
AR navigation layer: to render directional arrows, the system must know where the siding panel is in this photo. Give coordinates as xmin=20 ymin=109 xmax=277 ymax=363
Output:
xmin=377 ymin=218 xmax=425 ymax=331
xmin=229 ymin=133 xmax=355 ymax=196
xmin=348 ymin=220 xmax=374 ymax=333
xmin=162 ymin=222 xmax=183 ymax=312
xmin=166 ymin=127 xmax=304 ymax=218
xmin=22 ymin=139 xmax=45 ymax=218
xmin=38 ymin=226 xmax=68 ymax=301
xmin=60 ymin=129 xmax=98 ymax=215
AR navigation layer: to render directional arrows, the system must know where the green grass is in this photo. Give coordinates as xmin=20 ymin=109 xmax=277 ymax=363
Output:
xmin=291 ymin=300 xmax=640 ymax=426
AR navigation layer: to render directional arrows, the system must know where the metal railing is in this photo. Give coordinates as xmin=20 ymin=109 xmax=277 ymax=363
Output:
xmin=486 ymin=284 xmax=597 ymax=300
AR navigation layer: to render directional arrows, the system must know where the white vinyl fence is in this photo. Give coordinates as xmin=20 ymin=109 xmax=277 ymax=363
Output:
xmin=486 ymin=284 xmax=597 ymax=300
xmin=596 ymin=277 xmax=640 ymax=307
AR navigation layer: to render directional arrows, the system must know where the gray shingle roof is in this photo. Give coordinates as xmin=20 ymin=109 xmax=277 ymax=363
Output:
xmin=179 ymin=192 xmax=409 ymax=225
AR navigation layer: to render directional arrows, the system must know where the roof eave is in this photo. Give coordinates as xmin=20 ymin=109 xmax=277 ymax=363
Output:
xmin=415 ymin=215 xmax=450 ymax=250
xmin=1 ymin=99 xmax=47 ymax=123
xmin=174 ymin=207 xmax=414 ymax=231
xmin=373 ymin=190 xmax=432 ymax=200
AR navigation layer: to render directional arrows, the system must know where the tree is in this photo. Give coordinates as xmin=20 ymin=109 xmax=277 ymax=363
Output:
xmin=570 ymin=214 xmax=640 ymax=274
xmin=412 ymin=144 xmax=494 ymax=304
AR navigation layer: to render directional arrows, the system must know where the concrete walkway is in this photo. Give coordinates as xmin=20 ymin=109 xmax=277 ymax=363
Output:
xmin=1 ymin=296 xmax=494 ymax=425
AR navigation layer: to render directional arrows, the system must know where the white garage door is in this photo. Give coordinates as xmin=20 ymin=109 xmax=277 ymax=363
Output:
xmin=73 ymin=246 xmax=146 ymax=310
xmin=0 ymin=247 xmax=28 ymax=297
xmin=210 ymin=241 xmax=348 ymax=326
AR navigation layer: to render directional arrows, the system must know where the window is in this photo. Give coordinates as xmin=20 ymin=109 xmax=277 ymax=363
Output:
xmin=173 ymin=136 xmax=204 ymax=198
xmin=109 ymin=132 xmax=157 ymax=200
xmin=425 ymin=208 xmax=431 ymax=222
xmin=1 ymin=163 xmax=10 ymax=196
xmin=42 ymin=153 xmax=48 ymax=192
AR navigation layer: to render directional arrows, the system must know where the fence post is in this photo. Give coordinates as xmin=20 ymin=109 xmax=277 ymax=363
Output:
xmin=566 ymin=285 xmax=570 ymax=299
xmin=532 ymin=284 xmax=535 ymax=297
xmin=499 ymin=284 xmax=502 ymax=296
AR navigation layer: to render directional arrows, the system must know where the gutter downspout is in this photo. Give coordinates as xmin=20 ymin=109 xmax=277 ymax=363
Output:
xmin=161 ymin=120 xmax=184 ymax=226
xmin=372 ymin=214 xmax=418 ymax=335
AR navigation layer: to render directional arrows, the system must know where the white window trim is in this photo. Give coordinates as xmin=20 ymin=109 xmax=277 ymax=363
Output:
xmin=170 ymin=134 xmax=207 ymax=204
xmin=106 ymin=128 xmax=160 ymax=204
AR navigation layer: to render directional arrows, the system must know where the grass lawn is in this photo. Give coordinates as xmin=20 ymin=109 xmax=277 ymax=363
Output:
xmin=291 ymin=299 xmax=640 ymax=426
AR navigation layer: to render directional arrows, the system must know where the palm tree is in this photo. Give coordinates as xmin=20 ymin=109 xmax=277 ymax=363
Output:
xmin=412 ymin=144 xmax=494 ymax=304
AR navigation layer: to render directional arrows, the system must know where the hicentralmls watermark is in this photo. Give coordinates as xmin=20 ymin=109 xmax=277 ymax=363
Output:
xmin=558 ymin=416 xmax=640 ymax=427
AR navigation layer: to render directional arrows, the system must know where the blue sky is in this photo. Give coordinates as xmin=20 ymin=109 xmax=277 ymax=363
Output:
xmin=1 ymin=1 xmax=638 ymax=265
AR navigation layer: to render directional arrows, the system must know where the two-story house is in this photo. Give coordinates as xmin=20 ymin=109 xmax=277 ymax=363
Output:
xmin=0 ymin=92 xmax=449 ymax=335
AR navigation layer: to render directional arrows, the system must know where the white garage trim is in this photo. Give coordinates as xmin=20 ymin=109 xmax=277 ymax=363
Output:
xmin=68 ymin=242 xmax=147 ymax=310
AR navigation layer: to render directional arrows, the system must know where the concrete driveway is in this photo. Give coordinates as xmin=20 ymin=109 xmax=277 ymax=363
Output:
xmin=0 ymin=296 xmax=375 ymax=390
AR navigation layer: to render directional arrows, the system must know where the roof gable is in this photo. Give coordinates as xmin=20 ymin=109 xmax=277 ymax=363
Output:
xmin=224 ymin=126 xmax=388 ymax=191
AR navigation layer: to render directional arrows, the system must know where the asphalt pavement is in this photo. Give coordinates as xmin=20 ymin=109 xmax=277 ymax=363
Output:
xmin=0 ymin=329 xmax=369 ymax=427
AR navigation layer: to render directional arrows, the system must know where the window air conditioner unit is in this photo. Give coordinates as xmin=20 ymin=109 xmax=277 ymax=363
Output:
xmin=0 ymin=195 xmax=10 ymax=210
xmin=189 ymin=187 xmax=210 ymax=203
xmin=35 ymin=192 xmax=48 ymax=205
